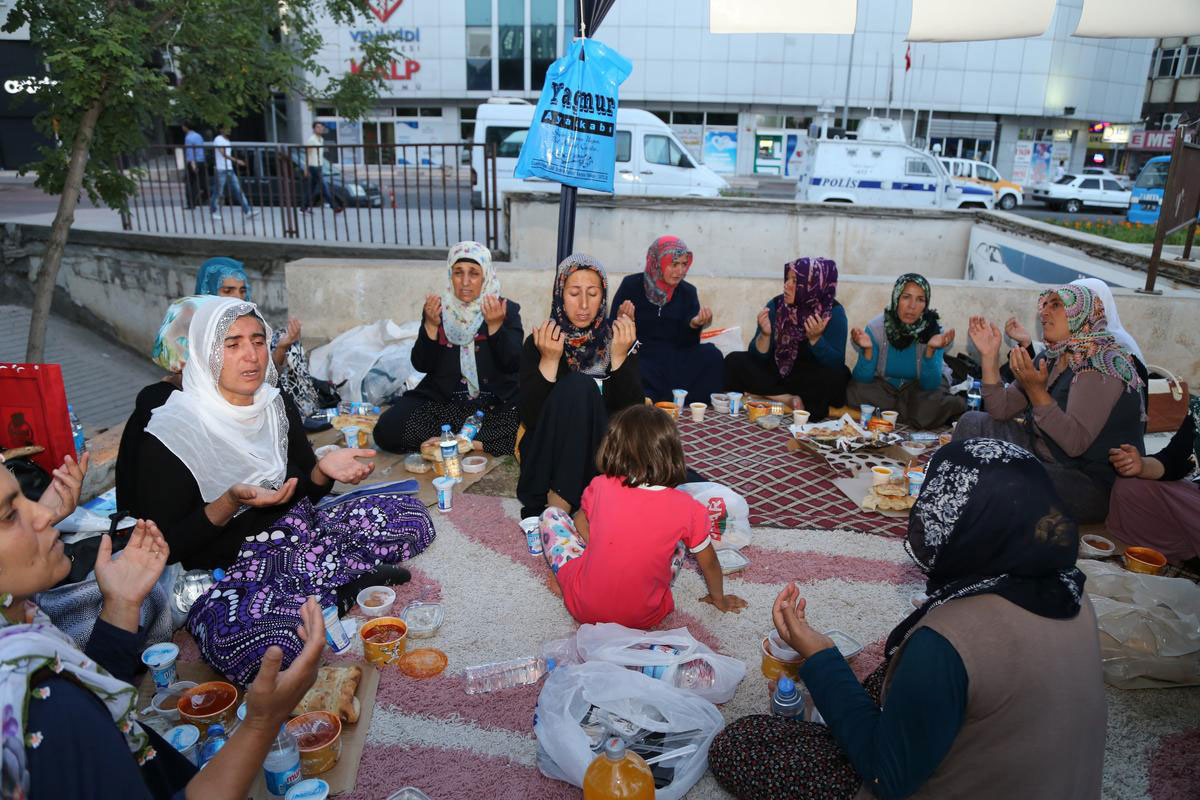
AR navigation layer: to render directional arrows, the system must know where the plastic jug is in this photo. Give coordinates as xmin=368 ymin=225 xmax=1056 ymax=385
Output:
xmin=582 ymin=737 xmax=655 ymax=799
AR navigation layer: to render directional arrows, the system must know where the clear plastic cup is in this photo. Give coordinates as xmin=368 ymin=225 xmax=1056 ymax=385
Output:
xmin=672 ymin=389 xmax=688 ymax=409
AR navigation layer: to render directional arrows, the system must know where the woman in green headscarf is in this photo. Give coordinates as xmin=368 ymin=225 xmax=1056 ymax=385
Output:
xmin=847 ymin=274 xmax=963 ymax=428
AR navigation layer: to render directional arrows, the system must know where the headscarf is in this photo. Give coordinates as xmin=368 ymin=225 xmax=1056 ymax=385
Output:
xmin=1069 ymin=278 xmax=1144 ymax=364
xmin=774 ymin=257 xmax=838 ymax=376
xmin=195 ymin=257 xmax=251 ymax=300
xmin=0 ymin=599 xmax=155 ymax=800
xmin=882 ymin=273 xmax=940 ymax=350
xmin=145 ymin=297 xmax=288 ymax=502
xmin=150 ymin=296 xmax=211 ymax=373
xmin=551 ymin=253 xmax=612 ymax=377
xmin=642 ymin=235 xmax=693 ymax=307
xmin=885 ymin=438 xmax=1085 ymax=659
xmin=1038 ymin=284 xmax=1143 ymax=394
xmin=441 ymin=241 xmax=498 ymax=398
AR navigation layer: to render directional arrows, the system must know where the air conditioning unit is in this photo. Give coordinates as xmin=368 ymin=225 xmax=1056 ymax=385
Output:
xmin=1163 ymin=113 xmax=1182 ymax=130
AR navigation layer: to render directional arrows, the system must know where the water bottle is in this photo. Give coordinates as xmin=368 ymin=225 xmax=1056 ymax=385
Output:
xmin=462 ymin=656 xmax=555 ymax=694
xmin=439 ymin=424 xmax=462 ymax=480
xmin=628 ymin=644 xmax=716 ymax=690
xmin=771 ymin=677 xmax=806 ymax=720
xmin=172 ymin=568 xmax=225 ymax=616
xmin=582 ymin=737 xmax=655 ymax=800
xmin=966 ymin=379 xmax=982 ymax=411
xmin=458 ymin=410 xmax=484 ymax=442
xmin=68 ymin=405 xmax=86 ymax=455
xmin=262 ymin=724 xmax=303 ymax=797
xmin=197 ymin=723 xmax=228 ymax=768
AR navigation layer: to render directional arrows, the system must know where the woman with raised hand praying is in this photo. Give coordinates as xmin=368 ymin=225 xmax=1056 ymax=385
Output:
xmin=848 ymin=273 xmax=963 ymax=428
xmin=374 ymin=240 xmax=523 ymax=458
xmin=517 ymin=253 xmax=642 ymax=519
xmin=609 ymin=235 xmax=724 ymax=404
xmin=957 ymin=283 xmax=1145 ymax=523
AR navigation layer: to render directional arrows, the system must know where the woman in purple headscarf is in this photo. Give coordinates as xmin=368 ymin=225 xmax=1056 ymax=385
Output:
xmin=723 ymin=257 xmax=849 ymax=421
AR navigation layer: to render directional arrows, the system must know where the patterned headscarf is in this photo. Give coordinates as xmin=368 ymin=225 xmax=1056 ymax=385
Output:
xmin=0 ymin=598 xmax=156 ymax=800
xmin=551 ymin=253 xmax=612 ymax=377
xmin=1038 ymin=284 xmax=1143 ymax=394
xmin=885 ymin=439 xmax=1085 ymax=659
xmin=642 ymin=235 xmax=693 ymax=307
xmin=883 ymin=273 xmax=940 ymax=350
xmin=150 ymin=296 xmax=213 ymax=373
xmin=441 ymin=241 xmax=499 ymax=398
xmin=774 ymin=257 xmax=838 ymax=376
xmin=195 ymin=257 xmax=251 ymax=300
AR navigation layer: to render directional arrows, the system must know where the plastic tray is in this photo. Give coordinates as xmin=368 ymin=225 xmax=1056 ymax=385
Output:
xmin=386 ymin=789 xmax=433 ymax=800
xmin=716 ymin=548 xmax=750 ymax=574
xmin=824 ymin=629 xmax=864 ymax=659
xmin=399 ymin=601 xmax=444 ymax=639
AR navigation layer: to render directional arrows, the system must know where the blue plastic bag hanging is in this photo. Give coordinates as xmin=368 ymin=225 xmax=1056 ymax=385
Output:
xmin=514 ymin=37 xmax=632 ymax=193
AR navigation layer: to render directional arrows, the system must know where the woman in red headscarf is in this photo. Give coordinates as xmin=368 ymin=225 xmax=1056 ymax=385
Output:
xmin=610 ymin=235 xmax=724 ymax=404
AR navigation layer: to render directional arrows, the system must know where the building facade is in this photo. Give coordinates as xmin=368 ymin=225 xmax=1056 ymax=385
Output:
xmin=297 ymin=0 xmax=1154 ymax=182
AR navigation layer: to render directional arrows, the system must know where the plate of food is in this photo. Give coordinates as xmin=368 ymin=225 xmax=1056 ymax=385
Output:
xmin=791 ymin=413 xmax=903 ymax=452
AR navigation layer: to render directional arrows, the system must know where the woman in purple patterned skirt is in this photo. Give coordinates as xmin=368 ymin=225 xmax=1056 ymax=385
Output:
xmin=130 ymin=296 xmax=435 ymax=683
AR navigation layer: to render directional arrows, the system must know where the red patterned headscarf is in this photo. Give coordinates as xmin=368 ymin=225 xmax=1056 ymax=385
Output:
xmin=775 ymin=257 xmax=838 ymax=376
xmin=642 ymin=235 xmax=693 ymax=307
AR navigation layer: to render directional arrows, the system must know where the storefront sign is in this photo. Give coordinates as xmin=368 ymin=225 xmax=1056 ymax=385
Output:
xmin=1130 ymin=129 xmax=1176 ymax=151
xmin=702 ymin=129 xmax=738 ymax=174
xmin=350 ymin=58 xmax=420 ymax=80
xmin=1103 ymin=124 xmax=1131 ymax=144
xmin=368 ymin=0 xmax=405 ymax=23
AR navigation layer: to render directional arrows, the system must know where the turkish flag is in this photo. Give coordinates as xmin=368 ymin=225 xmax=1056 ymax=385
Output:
xmin=905 ymin=44 xmax=912 ymax=72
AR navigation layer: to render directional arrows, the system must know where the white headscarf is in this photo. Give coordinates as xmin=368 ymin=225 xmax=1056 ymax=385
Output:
xmin=146 ymin=296 xmax=288 ymax=502
xmin=441 ymin=241 xmax=498 ymax=398
xmin=1069 ymin=278 xmax=1145 ymax=364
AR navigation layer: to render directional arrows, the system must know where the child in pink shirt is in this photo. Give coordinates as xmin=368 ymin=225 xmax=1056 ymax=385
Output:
xmin=539 ymin=405 xmax=747 ymax=628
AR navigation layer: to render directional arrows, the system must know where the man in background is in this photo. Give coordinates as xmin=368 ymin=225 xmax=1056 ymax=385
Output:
xmin=302 ymin=121 xmax=344 ymax=214
xmin=209 ymin=125 xmax=259 ymax=221
xmin=181 ymin=122 xmax=208 ymax=208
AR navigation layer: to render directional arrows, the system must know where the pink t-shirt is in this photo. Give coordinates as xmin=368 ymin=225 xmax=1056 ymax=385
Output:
xmin=557 ymin=474 xmax=712 ymax=629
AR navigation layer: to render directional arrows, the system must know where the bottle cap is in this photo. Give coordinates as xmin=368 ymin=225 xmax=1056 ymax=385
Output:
xmin=776 ymin=677 xmax=796 ymax=698
xmin=603 ymin=737 xmax=626 ymax=760
xmin=207 ymin=723 xmax=226 ymax=737
xmin=212 ymin=568 xmax=226 ymax=581
xmin=441 ymin=424 xmax=451 ymax=432
xmin=546 ymin=658 xmax=556 ymax=671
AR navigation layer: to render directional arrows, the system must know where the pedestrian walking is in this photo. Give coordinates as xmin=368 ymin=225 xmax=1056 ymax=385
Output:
xmin=302 ymin=121 xmax=344 ymax=214
xmin=181 ymin=122 xmax=209 ymax=208
xmin=209 ymin=125 xmax=259 ymax=220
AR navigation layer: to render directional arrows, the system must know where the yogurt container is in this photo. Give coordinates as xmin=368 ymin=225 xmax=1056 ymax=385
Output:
xmin=342 ymin=426 xmax=360 ymax=449
xmin=907 ymin=469 xmax=925 ymax=497
xmin=321 ymin=605 xmax=351 ymax=653
xmin=727 ymin=391 xmax=744 ymax=416
xmin=165 ymin=724 xmax=201 ymax=766
xmin=285 ymin=779 xmax=330 ymax=800
xmin=520 ymin=516 xmax=542 ymax=555
xmin=141 ymin=642 xmax=180 ymax=690
xmin=432 ymin=476 xmax=455 ymax=512
xmin=672 ymin=389 xmax=688 ymax=410
xmin=859 ymin=404 xmax=876 ymax=425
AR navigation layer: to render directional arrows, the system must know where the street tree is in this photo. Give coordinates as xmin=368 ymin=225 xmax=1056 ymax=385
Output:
xmin=5 ymin=0 xmax=398 ymax=361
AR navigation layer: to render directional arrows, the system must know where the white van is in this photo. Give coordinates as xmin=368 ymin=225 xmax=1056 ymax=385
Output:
xmin=794 ymin=116 xmax=993 ymax=210
xmin=471 ymin=100 xmax=727 ymax=208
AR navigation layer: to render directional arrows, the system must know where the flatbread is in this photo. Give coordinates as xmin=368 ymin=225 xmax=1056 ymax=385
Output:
xmin=860 ymin=493 xmax=880 ymax=511
xmin=292 ymin=665 xmax=362 ymax=723
xmin=332 ymin=414 xmax=378 ymax=434
xmin=875 ymin=484 xmax=908 ymax=497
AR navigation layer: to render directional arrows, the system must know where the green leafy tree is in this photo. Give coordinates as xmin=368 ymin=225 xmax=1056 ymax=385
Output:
xmin=6 ymin=0 xmax=398 ymax=361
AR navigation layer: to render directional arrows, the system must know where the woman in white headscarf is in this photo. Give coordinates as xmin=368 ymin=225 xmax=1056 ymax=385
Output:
xmin=374 ymin=240 xmax=524 ymax=457
xmin=133 ymin=297 xmax=435 ymax=683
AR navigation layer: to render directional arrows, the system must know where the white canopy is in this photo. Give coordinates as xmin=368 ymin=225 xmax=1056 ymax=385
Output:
xmin=708 ymin=0 xmax=857 ymax=36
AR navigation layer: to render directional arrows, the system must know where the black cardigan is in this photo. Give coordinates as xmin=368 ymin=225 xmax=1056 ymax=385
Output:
xmin=115 ymin=381 xmax=178 ymax=516
xmin=1157 ymin=413 xmax=1198 ymax=482
xmin=133 ymin=398 xmax=330 ymax=570
xmin=407 ymin=300 xmax=523 ymax=404
xmin=518 ymin=335 xmax=644 ymax=435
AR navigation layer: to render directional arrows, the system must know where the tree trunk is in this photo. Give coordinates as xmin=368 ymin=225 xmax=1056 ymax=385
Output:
xmin=24 ymin=98 xmax=104 ymax=362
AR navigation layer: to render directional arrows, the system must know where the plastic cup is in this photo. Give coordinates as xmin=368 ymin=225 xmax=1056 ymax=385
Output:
xmin=881 ymin=410 xmax=899 ymax=425
xmin=520 ymin=516 xmax=543 ymax=556
xmin=165 ymin=724 xmax=200 ymax=766
xmin=433 ymin=476 xmax=455 ymax=512
xmin=342 ymin=426 xmax=360 ymax=449
xmin=142 ymin=642 xmax=179 ymax=690
xmin=727 ymin=392 xmax=744 ymax=416
xmin=672 ymin=389 xmax=688 ymax=410
xmin=859 ymin=404 xmax=875 ymax=425
xmin=871 ymin=466 xmax=894 ymax=486
xmin=793 ymin=409 xmax=810 ymax=427
xmin=321 ymin=605 xmax=351 ymax=653
xmin=689 ymin=402 xmax=706 ymax=422
xmin=907 ymin=470 xmax=925 ymax=497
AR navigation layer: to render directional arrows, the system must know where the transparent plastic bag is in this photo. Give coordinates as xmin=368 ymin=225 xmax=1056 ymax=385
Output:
xmin=308 ymin=320 xmax=421 ymax=403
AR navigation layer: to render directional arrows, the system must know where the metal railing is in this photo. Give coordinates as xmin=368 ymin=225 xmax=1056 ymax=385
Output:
xmin=118 ymin=141 xmax=501 ymax=251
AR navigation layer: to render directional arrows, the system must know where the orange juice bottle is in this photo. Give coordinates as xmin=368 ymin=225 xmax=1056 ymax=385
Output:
xmin=582 ymin=737 xmax=656 ymax=799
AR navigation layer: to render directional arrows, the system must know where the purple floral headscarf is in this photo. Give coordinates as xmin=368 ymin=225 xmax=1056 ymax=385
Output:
xmin=774 ymin=257 xmax=838 ymax=376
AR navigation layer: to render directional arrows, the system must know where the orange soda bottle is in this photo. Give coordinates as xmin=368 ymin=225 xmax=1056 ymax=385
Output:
xmin=582 ymin=737 xmax=656 ymax=799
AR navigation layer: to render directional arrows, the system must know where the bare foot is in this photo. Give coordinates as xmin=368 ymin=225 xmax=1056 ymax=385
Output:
xmin=544 ymin=569 xmax=563 ymax=598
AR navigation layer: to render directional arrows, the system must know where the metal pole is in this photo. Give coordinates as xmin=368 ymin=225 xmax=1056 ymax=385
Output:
xmin=841 ymin=31 xmax=857 ymax=130
xmin=556 ymin=185 xmax=578 ymax=265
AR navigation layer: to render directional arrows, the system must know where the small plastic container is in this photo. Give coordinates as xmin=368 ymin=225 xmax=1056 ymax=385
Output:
xmin=165 ymin=724 xmax=200 ymax=766
xmin=356 ymin=585 xmax=396 ymax=617
xmin=285 ymin=778 xmax=330 ymax=800
xmin=461 ymin=455 xmax=488 ymax=473
xmin=399 ymin=601 xmax=444 ymax=639
xmin=385 ymin=789 xmax=433 ymax=800
xmin=716 ymin=548 xmax=749 ymax=575
xmin=825 ymin=629 xmax=864 ymax=659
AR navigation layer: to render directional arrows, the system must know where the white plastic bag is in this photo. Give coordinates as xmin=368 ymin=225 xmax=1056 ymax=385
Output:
xmin=308 ymin=320 xmax=422 ymax=403
xmin=678 ymin=481 xmax=752 ymax=551
xmin=574 ymin=622 xmax=746 ymax=704
xmin=1079 ymin=559 xmax=1200 ymax=688
xmin=700 ymin=325 xmax=744 ymax=357
xmin=534 ymin=662 xmax=724 ymax=800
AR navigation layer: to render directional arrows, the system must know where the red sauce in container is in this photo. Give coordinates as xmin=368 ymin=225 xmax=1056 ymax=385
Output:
xmin=364 ymin=624 xmax=405 ymax=644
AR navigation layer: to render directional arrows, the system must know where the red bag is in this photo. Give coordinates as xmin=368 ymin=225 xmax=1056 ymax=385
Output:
xmin=0 ymin=363 xmax=76 ymax=473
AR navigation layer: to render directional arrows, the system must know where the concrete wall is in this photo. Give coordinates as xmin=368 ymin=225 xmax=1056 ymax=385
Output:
xmin=505 ymin=194 xmax=977 ymax=280
xmin=287 ymin=259 xmax=1200 ymax=386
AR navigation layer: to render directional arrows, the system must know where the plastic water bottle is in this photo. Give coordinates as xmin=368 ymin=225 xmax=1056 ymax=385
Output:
xmin=771 ymin=677 xmax=806 ymax=720
xmin=439 ymin=424 xmax=462 ymax=480
xmin=462 ymin=656 xmax=555 ymax=694
xmin=197 ymin=723 xmax=228 ymax=768
xmin=629 ymin=644 xmax=716 ymax=690
xmin=262 ymin=724 xmax=303 ymax=797
xmin=68 ymin=405 xmax=86 ymax=455
xmin=582 ymin=737 xmax=655 ymax=800
xmin=171 ymin=568 xmax=225 ymax=616
xmin=966 ymin=379 xmax=982 ymax=411
xmin=458 ymin=410 xmax=484 ymax=442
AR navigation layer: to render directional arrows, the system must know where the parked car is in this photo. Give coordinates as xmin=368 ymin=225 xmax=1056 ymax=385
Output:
xmin=940 ymin=156 xmax=1023 ymax=210
xmin=1029 ymin=173 xmax=1131 ymax=213
xmin=795 ymin=115 xmax=993 ymax=210
xmin=1081 ymin=167 xmax=1131 ymax=190
xmin=223 ymin=144 xmax=383 ymax=208
xmin=1126 ymin=156 xmax=1171 ymax=225
xmin=470 ymin=100 xmax=728 ymax=208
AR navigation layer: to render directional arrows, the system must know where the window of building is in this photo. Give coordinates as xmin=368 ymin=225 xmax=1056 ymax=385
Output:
xmin=315 ymin=106 xmax=336 ymax=117
xmin=673 ymin=111 xmax=704 ymax=125
xmin=465 ymin=0 xmax=492 ymax=91
xmin=460 ymin=107 xmax=476 ymax=141
xmin=905 ymin=157 xmax=934 ymax=176
xmin=419 ymin=107 xmax=442 ymax=117
xmin=563 ymin=0 xmax=576 ymax=51
xmin=498 ymin=0 xmax=524 ymax=90
xmin=706 ymin=112 xmax=738 ymax=126
xmin=531 ymin=0 xmax=557 ymax=90
xmin=616 ymin=130 xmax=631 ymax=162
xmin=1156 ymin=47 xmax=1180 ymax=78
xmin=644 ymin=134 xmax=691 ymax=168
xmin=486 ymin=125 xmax=527 ymax=158
xmin=1183 ymin=45 xmax=1200 ymax=77
xmin=396 ymin=107 xmax=418 ymax=117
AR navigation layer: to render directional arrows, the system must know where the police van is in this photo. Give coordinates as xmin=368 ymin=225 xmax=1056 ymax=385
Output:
xmin=794 ymin=116 xmax=993 ymax=210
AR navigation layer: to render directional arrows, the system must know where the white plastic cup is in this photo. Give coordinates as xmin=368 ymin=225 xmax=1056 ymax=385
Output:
xmin=672 ymin=389 xmax=688 ymax=410
xmin=793 ymin=409 xmax=810 ymax=427
xmin=165 ymin=724 xmax=201 ymax=766
xmin=881 ymin=410 xmax=899 ymax=425
xmin=433 ymin=476 xmax=455 ymax=512
xmin=727 ymin=392 xmax=744 ymax=416
xmin=321 ymin=605 xmax=351 ymax=652
xmin=342 ymin=426 xmax=360 ymax=449
xmin=141 ymin=642 xmax=179 ymax=690
xmin=689 ymin=402 xmax=706 ymax=422
xmin=871 ymin=466 xmax=894 ymax=486
xmin=907 ymin=470 xmax=925 ymax=497
xmin=520 ymin=516 xmax=542 ymax=555
xmin=859 ymin=404 xmax=875 ymax=425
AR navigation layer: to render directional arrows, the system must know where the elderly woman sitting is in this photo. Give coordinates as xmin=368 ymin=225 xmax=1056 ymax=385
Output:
xmin=957 ymin=284 xmax=1145 ymax=523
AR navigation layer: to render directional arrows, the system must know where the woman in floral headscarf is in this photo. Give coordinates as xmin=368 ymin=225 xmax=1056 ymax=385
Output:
xmin=958 ymin=283 xmax=1146 ymax=523
xmin=848 ymin=273 xmax=963 ymax=428
xmin=517 ymin=253 xmax=641 ymax=518
xmin=374 ymin=241 xmax=524 ymax=457
xmin=609 ymin=235 xmax=724 ymax=403
xmin=723 ymin=257 xmax=849 ymax=421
